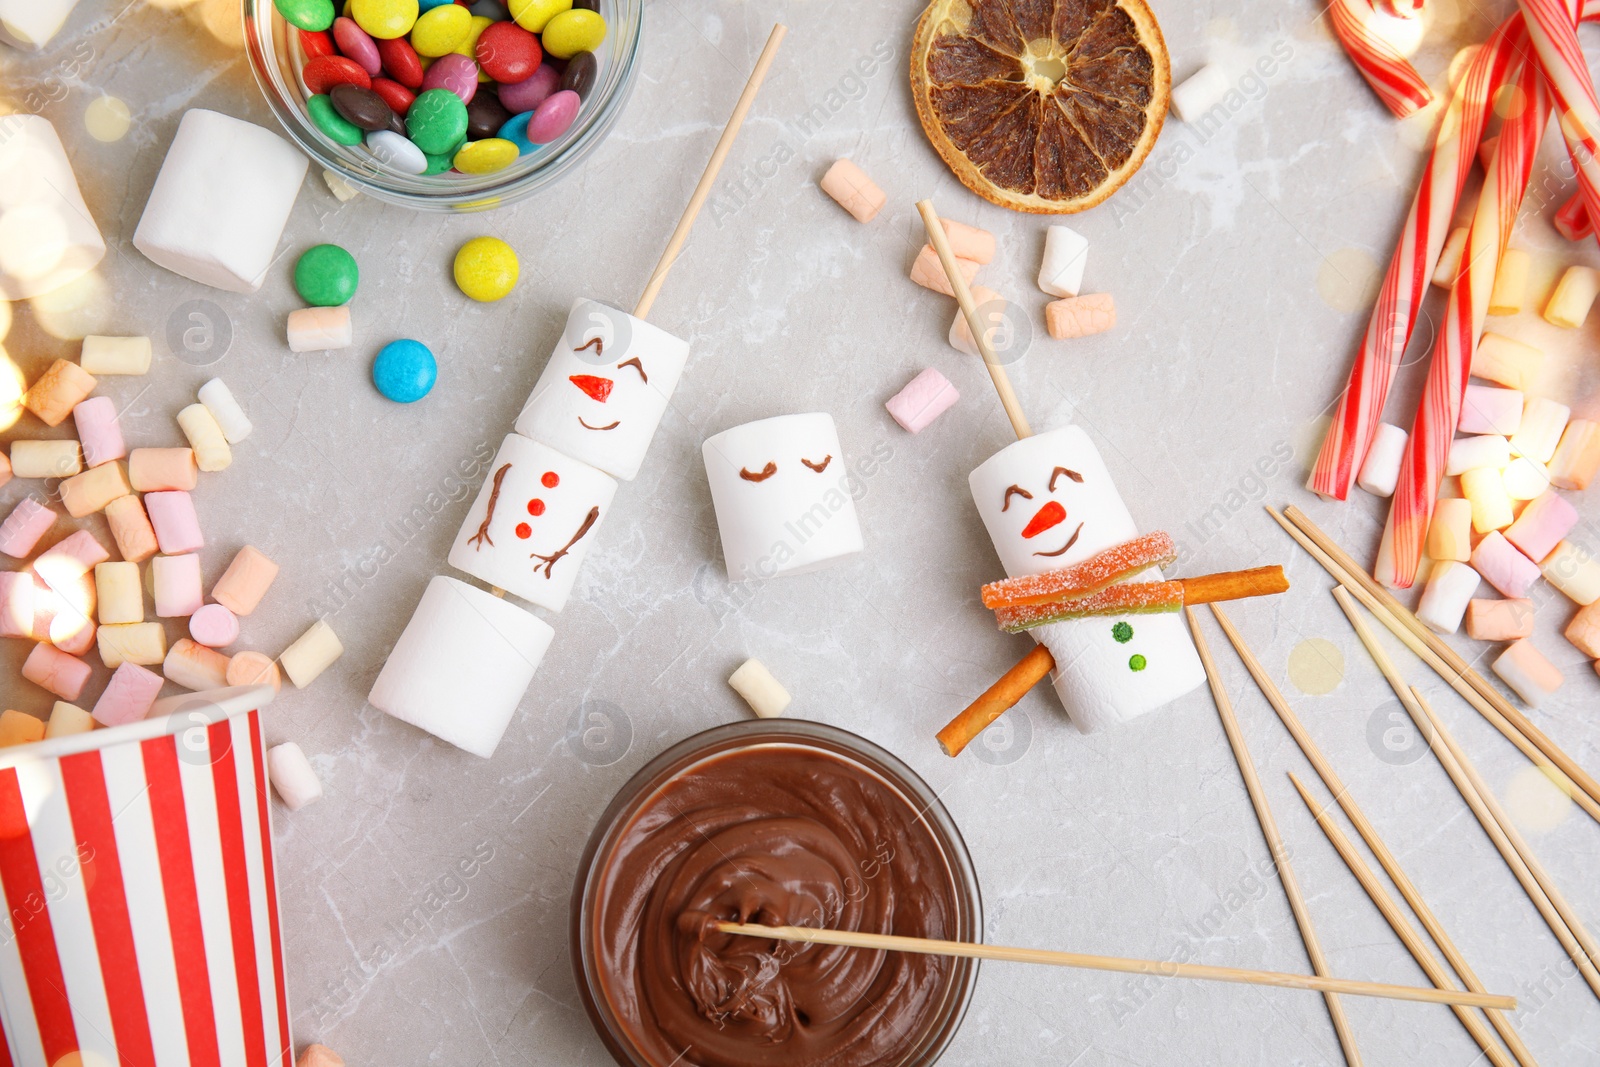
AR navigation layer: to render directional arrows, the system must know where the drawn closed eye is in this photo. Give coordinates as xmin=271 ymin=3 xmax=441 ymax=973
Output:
xmin=740 ymin=462 xmax=778 ymax=482
xmin=1002 ymin=484 xmax=1033 ymax=511
xmin=618 ymin=356 xmax=647 ymax=383
xmin=575 ymin=337 xmax=603 ymax=356
xmin=1049 ymin=466 xmax=1084 ymax=492
xmin=801 ymin=455 xmax=832 ymax=473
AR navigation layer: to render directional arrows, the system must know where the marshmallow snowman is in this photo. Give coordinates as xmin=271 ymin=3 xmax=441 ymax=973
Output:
xmin=514 ymin=299 xmax=691 ymax=480
xmin=969 ymin=427 xmax=1205 ymax=733
xmin=703 ymin=413 xmax=864 ymax=580
xmin=447 ymin=433 xmax=617 ymax=611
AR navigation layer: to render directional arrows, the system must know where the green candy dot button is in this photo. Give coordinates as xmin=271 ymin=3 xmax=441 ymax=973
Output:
xmin=1129 ymin=654 xmax=1147 ymax=672
xmin=295 ymin=243 xmax=359 ymax=306
xmin=1112 ymin=621 xmax=1133 ymax=644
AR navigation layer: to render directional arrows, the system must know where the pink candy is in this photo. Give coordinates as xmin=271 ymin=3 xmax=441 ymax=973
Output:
xmin=1504 ymin=490 xmax=1578 ymax=563
xmin=189 ymin=603 xmax=240 ymax=648
xmin=144 ymin=491 xmax=204 ymax=555
xmin=0 ymin=498 xmax=57 ymax=559
xmin=152 ymin=554 xmax=204 ymax=618
xmin=332 ymin=17 xmax=381 ymax=75
xmin=35 ymin=530 xmax=110 ymax=591
xmin=0 ymin=571 xmax=33 ymax=638
xmin=886 ymin=368 xmax=959 ymax=434
xmin=92 ymin=663 xmax=163 ymax=726
xmin=498 ymin=64 xmax=560 ymax=113
xmin=22 ymin=642 xmax=91 ymax=701
xmin=1471 ymin=531 xmax=1542 ymax=599
xmin=422 ymin=53 xmax=478 ymax=103
xmin=527 ymin=90 xmax=579 ymax=143
xmin=72 ymin=396 xmax=126 ymax=468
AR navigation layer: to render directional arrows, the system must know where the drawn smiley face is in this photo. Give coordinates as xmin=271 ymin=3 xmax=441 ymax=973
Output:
xmin=999 ymin=465 xmax=1087 ymax=559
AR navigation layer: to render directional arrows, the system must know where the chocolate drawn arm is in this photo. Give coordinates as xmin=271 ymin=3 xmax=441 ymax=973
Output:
xmin=468 ymin=463 xmax=512 ymax=550
xmin=532 ymin=506 xmax=601 ymax=578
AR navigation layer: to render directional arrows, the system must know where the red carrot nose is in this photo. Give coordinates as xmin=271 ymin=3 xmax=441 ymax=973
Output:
xmin=1021 ymin=501 xmax=1066 ymax=539
xmin=570 ymin=375 xmax=612 ymax=402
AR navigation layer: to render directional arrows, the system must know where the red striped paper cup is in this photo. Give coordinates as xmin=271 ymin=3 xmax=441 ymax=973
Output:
xmin=0 ymin=685 xmax=291 ymax=1067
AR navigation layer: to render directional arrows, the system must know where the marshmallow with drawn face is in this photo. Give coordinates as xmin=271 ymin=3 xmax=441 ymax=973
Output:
xmin=447 ymin=433 xmax=617 ymax=611
xmin=970 ymin=427 xmax=1206 ymax=733
xmin=514 ymin=299 xmax=691 ymax=480
xmin=703 ymin=413 xmax=865 ymax=580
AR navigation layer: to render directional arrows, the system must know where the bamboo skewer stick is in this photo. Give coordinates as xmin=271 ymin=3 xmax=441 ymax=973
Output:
xmin=713 ymin=923 xmax=1516 ymax=1009
xmin=1187 ymin=610 xmax=1363 ymax=1067
xmin=1289 ymin=773 xmax=1521 ymax=1067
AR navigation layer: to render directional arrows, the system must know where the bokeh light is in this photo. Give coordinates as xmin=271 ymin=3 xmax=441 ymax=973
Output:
xmin=0 ymin=345 xmax=24 ymax=431
xmin=84 ymin=96 xmax=132 ymax=143
xmin=30 ymin=269 xmax=114 ymax=340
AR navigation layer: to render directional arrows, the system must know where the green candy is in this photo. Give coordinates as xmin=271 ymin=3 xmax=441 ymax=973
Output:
xmin=406 ymin=89 xmax=469 ymax=155
xmin=294 ymin=244 xmax=359 ymax=306
xmin=273 ymin=0 xmax=335 ymax=31
xmin=308 ymin=95 xmax=363 ymax=146
xmin=422 ymin=150 xmax=456 ymax=175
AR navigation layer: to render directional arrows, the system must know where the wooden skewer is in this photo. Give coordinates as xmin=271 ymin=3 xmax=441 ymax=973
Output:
xmin=713 ymin=922 xmax=1516 ymax=1010
xmin=1186 ymin=609 xmax=1363 ymax=1067
xmin=1265 ymin=507 xmax=1600 ymax=826
xmin=915 ymin=199 xmax=1032 ymax=440
xmin=1289 ymin=773 xmax=1521 ymax=1067
xmin=632 ymin=24 xmax=787 ymax=320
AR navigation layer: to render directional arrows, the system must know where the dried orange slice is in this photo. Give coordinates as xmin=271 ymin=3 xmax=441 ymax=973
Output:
xmin=912 ymin=0 xmax=1170 ymax=214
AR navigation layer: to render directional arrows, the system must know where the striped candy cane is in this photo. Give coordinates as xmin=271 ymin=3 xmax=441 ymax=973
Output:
xmin=1555 ymin=187 xmax=1593 ymax=239
xmin=1328 ymin=0 xmax=1435 ymax=118
xmin=1520 ymin=0 xmax=1600 ymax=244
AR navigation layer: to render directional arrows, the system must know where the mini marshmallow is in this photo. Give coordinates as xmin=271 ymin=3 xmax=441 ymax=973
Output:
xmin=44 ymin=701 xmax=93 ymax=739
xmin=98 ymin=622 xmax=166 ymax=669
xmin=280 ymin=620 xmax=342 ymax=689
xmin=144 ymin=491 xmax=204 ymax=554
xmin=1426 ymin=498 xmax=1473 ymax=562
xmin=1471 ymin=531 xmax=1542 ymax=598
xmin=1472 ymin=333 xmax=1543 ymax=391
xmin=0 ymin=711 xmax=44 ymax=749
xmin=212 ymin=546 xmax=279 ymax=616
xmin=43 ymin=579 xmax=96 ymax=657
xmin=287 ymin=305 xmax=353 ymax=352
xmin=189 ymin=603 xmax=239 ymax=648
xmin=0 ymin=498 xmax=57 ymax=558
xmin=1466 ymin=598 xmax=1536 ymax=642
xmin=1505 ymin=490 xmax=1578 ymax=561
xmin=92 ymin=663 xmax=163 ymax=727
xmin=1542 ymin=265 xmax=1600 ymax=328
xmin=910 ymin=244 xmax=980 ymax=296
xmin=177 ymin=403 xmax=232 ymax=472
xmin=163 ymin=637 xmax=230 ymax=691
xmin=1045 ymin=294 xmax=1116 ymax=339
xmin=948 ymin=286 xmax=1003 ymax=356
xmin=152 ymin=554 xmax=203 ymax=618
xmin=1540 ymin=540 xmax=1600 ymax=605
xmin=0 ymin=571 xmax=31 ymax=639
xmin=0 ymin=452 xmax=8 ymax=488
xmin=1461 ymin=468 xmax=1514 ymax=532
xmin=0 ymin=0 xmax=82 ymax=49
xmin=1170 ymin=64 xmax=1230 ymax=122
xmin=266 ymin=743 xmax=323 ymax=810
xmin=1501 ymin=457 xmax=1551 ymax=501
xmin=35 ymin=530 xmax=109 ymax=591
xmin=105 ymin=495 xmax=159 ymax=564
xmin=935 ymin=219 xmax=996 ymax=264
xmin=728 ymin=658 xmax=791 ymax=718
xmin=134 ymin=109 xmax=309 ymax=293
xmin=59 ymin=461 xmax=130 ymax=518
xmin=1416 ymin=560 xmax=1481 ymax=634
xmin=226 ymin=650 xmax=280 ymax=691
xmin=886 ymin=368 xmax=959 ymax=434
xmin=1487 ymin=248 xmax=1529 ymax=316
xmin=323 ymin=169 xmax=360 ymax=201
xmin=95 ymin=562 xmax=143 ymax=625
xmin=1433 ymin=227 xmax=1468 ymax=288
xmin=1446 ymin=434 xmax=1511 ymax=475
xmin=0 ymin=115 xmax=105 ymax=298
xmin=1038 ymin=225 xmax=1089 ymax=298
xmin=1550 ymin=420 xmax=1600 ymax=490
xmin=369 ymin=576 xmax=556 ymax=758
xmin=196 ymin=379 xmax=252 ymax=444
xmin=1510 ymin=398 xmax=1569 ymax=464
xmin=1357 ymin=423 xmax=1407 ymax=497
xmin=79 ymin=336 xmax=152 ymax=376
xmin=22 ymin=360 xmax=96 ymax=427
xmin=1492 ymin=639 xmax=1563 ymax=706
xmin=72 ymin=396 xmax=126 ymax=468
xmin=1458 ymin=385 xmax=1522 ymax=436
xmin=23 ymin=643 xmax=90 ymax=701
xmin=7 ymin=440 xmax=81 ymax=479
xmin=819 ymin=159 xmax=887 ymax=223
xmin=1565 ymin=600 xmax=1600 ymax=657
xmin=128 ymin=448 xmax=198 ymax=492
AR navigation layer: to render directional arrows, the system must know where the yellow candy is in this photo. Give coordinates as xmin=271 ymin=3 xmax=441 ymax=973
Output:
xmin=454 ymin=138 xmax=519 ymax=175
xmin=350 ymin=0 xmax=417 ymax=40
xmin=509 ymin=0 xmax=571 ymax=34
xmin=454 ymin=14 xmax=496 ymax=81
xmin=410 ymin=3 xmax=471 ymax=56
xmin=540 ymin=8 xmax=606 ymax=58
xmin=453 ymin=236 xmax=519 ymax=302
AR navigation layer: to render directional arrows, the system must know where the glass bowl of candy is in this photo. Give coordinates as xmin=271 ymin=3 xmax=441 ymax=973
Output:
xmin=243 ymin=0 xmax=642 ymax=211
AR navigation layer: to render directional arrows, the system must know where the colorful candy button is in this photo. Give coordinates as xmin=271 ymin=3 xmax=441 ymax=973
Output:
xmin=275 ymin=0 xmax=336 ymax=32
xmin=304 ymin=54 xmax=372 ymax=93
xmin=453 ymin=137 xmax=518 ymax=174
xmin=421 ymin=52 xmax=479 ymax=103
xmin=422 ymin=149 xmax=456 ymax=174
xmin=300 ymin=28 xmax=336 ymax=57
xmin=406 ymin=87 xmax=469 ymax=152
xmin=475 ymin=20 xmax=541 ymax=83
xmin=367 ymin=129 xmax=428 ymax=174
xmin=560 ymin=51 xmax=598 ymax=98
xmin=410 ymin=2 xmax=471 ymax=56
xmin=370 ymin=76 xmax=416 ymax=115
xmin=308 ymin=94 xmax=364 ymax=145
xmin=497 ymin=64 xmax=560 ymax=113
xmin=540 ymin=8 xmax=605 ymax=59
xmin=453 ymin=237 xmax=519 ymax=301
xmin=526 ymin=89 xmax=579 ymax=143
xmin=377 ymin=35 xmax=425 ymax=88
xmin=497 ymin=112 xmax=535 ymax=153
xmin=330 ymin=84 xmax=395 ymax=130
xmin=350 ymin=0 xmax=419 ymax=40
xmin=508 ymin=0 xmax=571 ymax=33
xmin=373 ymin=340 xmax=437 ymax=402
xmin=295 ymin=244 xmax=360 ymax=306
xmin=332 ymin=16 xmax=382 ymax=74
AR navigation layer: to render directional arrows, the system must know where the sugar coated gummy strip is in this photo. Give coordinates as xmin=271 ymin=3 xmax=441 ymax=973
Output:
xmin=997 ymin=580 xmax=1183 ymax=633
xmin=981 ymin=531 xmax=1177 ymax=609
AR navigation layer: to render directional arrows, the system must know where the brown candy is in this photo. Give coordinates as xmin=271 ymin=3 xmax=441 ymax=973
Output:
xmin=560 ymin=51 xmax=597 ymax=98
xmin=329 ymin=84 xmax=394 ymax=132
xmin=466 ymin=91 xmax=512 ymax=140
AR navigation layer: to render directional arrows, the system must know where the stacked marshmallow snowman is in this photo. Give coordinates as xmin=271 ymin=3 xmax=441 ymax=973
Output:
xmin=970 ymin=427 xmax=1206 ymax=732
xmin=369 ymin=300 xmax=691 ymax=756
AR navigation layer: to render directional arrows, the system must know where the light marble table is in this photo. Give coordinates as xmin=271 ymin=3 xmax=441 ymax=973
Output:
xmin=2 ymin=0 xmax=1598 ymax=1063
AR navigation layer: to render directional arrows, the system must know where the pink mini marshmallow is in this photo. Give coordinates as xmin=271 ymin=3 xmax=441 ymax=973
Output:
xmin=1470 ymin=531 xmax=1543 ymax=598
xmin=1458 ymin=385 xmax=1523 ymax=436
xmin=1492 ymin=639 xmax=1563 ymax=706
xmin=886 ymin=369 xmax=959 ymax=434
xmin=144 ymin=491 xmax=204 ymax=555
xmin=0 ymin=498 xmax=57 ymax=559
xmin=91 ymin=663 xmax=163 ymax=726
xmin=128 ymin=448 xmax=199 ymax=493
xmin=1504 ymin=490 xmax=1578 ymax=563
xmin=212 ymin=546 xmax=279 ymax=616
xmin=1465 ymin=598 xmax=1535 ymax=642
xmin=35 ymin=530 xmax=111 ymax=594
xmin=22 ymin=642 xmax=91 ymax=701
xmin=152 ymin=554 xmax=203 ymax=618
xmin=164 ymin=638 xmax=231 ymax=691
xmin=72 ymin=396 xmax=126 ymax=468
xmin=0 ymin=572 xmax=34 ymax=638
xmin=0 ymin=451 xmax=9 ymax=488
xmin=189 ymin=603 xmax=239 ymax=648
xmin=1565 ymin=600 xmax=1600 ymax=658
xmin=105 ymin=495 xmax=159 ymax=563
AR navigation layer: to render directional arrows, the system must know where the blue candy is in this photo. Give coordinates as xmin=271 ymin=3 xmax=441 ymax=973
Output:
xmin=373 ymin=339 xmax=437 ymax=403
xmin=497 ymin=111 xmax=538 ymax=155
xmin=418 ymin=0 xmax=457 ymax=10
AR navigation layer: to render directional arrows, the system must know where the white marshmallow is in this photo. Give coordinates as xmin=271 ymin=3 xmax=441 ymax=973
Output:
xmin=1037 ymin=225 xmax=1088 ymax=298
xmin=1416 ymin=560 xmax=1480 ymax=634
xmin=1446 ymin=434 xmax=1511 ymax=476
xmin=969 ymin=427 xmax=1205 ymax=733
xmin=80 ymin=336 xmax=152 ymax=376
xmin=287 ymin=306 xmax=353 ymax=352
xmin=197 ymin=378 xmax=253 ymax=443
xmin=1357 ymin=423 xmax=1407 ymax=497
xmin=1169 ymin=64 xmax=1231 ymax=123
xmin=703 ymin=413 xmax=864 ymax=581
xmin=0 ymin=115 xmax=106 ymax=300
xmin=1510 ymin=397 xmax=1570 ymax=464
xmin=0 ymin=0 xmax=80 ymax=49
xmin=729 ymin=658 xmax=791 ymax=718
xmin=448 ymin=433 xmax=616 ymax=611
xmin=266 ymin=742 xmax=323 ymax=810
xmin=513 ymin=299 xmax=691 ymax=481
xmin=134 ymin=110 xmax=308 ymax=293
xmin=369 ymin=576 xmax=555 ymax=758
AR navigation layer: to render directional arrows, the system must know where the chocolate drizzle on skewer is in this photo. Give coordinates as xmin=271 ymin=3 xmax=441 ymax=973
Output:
xmin=532 ymin=506 xmax=601 ymax=578
xmin=469 ymin=463 xmax=512 ymax=550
